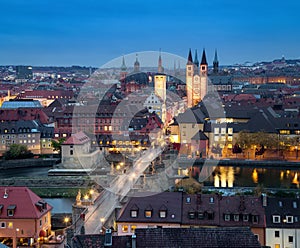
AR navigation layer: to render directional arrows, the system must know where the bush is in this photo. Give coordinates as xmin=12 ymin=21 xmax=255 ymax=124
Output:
xmin=4 ymin=144 xmax=34 ymax=160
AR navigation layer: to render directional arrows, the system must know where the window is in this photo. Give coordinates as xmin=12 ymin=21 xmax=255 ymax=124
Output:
xmin=234 ymin=214 xmax=239 ymax=221
xmin=0 ymin=222 xmax=5 ymax=228
xmin=209 ymin=197 xmax=214 ymax=203
xmin=252 ymin=215 xmax=259 ymax=224
xmin=254 ymin=234 xmax=259 ymax=241
xmin=188 ymin=211 xmax=195 ymax=219
xmin=130 ymin=210 xmax=138 ymax=218
xmin=131 ymin=225 xmax=137 ymax=233
xmin=224 ymin=214 xmax=230 ymax=221
xmin=186 ymin=197 xmax=191 ymax=203
xmin=145 ymin=211 xmax=152 ymax=218
xmin=70 ymin=150 xmax=73 ymax=155
xmin=159 ymin=210 xmax=167 ymax=218
xmin=293 ymin=201 xmax=297 ymax=208
xmin=288 ymin=236 xmax=293 ymax=243
xmin=207 ymin=212 xmax=214 ymax=220
xmin=198 ymin=212 xmax=204 ymax=220
xmin=40 ymin=220 xmax=42 ymax=227
xmin=275 ymin=231 xmax=280 ymax=238
xmin=273 ymin=215 xmax=281 ymax=223
xmin=7 ymin=205 xmax=16 ymax=217
xmin=122 ymin=225 xmax=128 ymax=232
xmin=243 ymin=215 xmax=249 ymax=222
xmin=7 ymin=222 xmax=13 ymax=229
xmin=228 ymin=128 xmax=233 ymax=135
xmin=279 ymin=201 xmax=283 ymax=207
xmin=286 ymin=216 xmax=293 ymax=223
xmin=275 ymin=244 xmax=280 ymax=248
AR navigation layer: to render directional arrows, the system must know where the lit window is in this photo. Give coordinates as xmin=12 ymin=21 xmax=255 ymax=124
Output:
xmin=131 ymin=225 xmax=137 ymax=232
xmin=209 ymin=197 xmax=214 ymax=203
xmin=145 ymin=211 xmax=152 ymax=218
xmin=8 ymin=222 xmax=13 ymax=229
xmin=186 ymin=197 xmax=191 ymax=203
xmin=293 ymin=201 xmax=297 ymax=208
xmin=122 ymin=225 xmax=128 ymax=232
xmin=214 ymin=128 xmax=219 ymax=134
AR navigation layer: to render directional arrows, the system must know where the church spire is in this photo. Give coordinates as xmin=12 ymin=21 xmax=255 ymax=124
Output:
xmin=200 ymin=49 xmax=208 ymax=65
xmin=158 ymin=48 xmax=164 ymax=73
xmin=121 ymin=55 xmax=127 ymax=71
xmin=134 ymin=53 xmax=140 ymax=72
xmin=194 ymin=49 xmax=199 ymax=68
xmin=213 ymin=49 xmax=219 ymax=74
xmin=187 ymin=48 xmax=193 ymax=65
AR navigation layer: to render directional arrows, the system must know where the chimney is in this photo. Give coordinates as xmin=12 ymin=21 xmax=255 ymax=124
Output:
xmin=262 ymin=193 xmax=267 ymax=207
xmin=3 ymin=188 xmax=8 ymax=199
xmin=132 ymin=234 xmax=136 ymax=248
xmin=104 ymin=229 xmax=112 ymax=247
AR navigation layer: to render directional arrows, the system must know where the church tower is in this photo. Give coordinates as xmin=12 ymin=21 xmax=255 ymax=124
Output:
xmin=213 ymin=49 xmax=219 ymax=74
xmin=194 ymin=49 xmax=199 ymax=68
xmin=120 ymin=55 xmax=127 ymax=81
xmin=186 ymin=49 xmax=194 ymax=108
xmin=134 ymin=54 xmax=140 ymax=73
xmin=199 ymin=49 xmax=208 ymax=101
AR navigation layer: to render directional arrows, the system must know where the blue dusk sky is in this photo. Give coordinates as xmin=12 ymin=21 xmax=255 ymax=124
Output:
xmin=0 ymin=0 xmax=299 ymax=67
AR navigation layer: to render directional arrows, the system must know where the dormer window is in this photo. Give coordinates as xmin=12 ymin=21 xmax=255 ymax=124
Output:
xmin=159 ymin=210 xmax=167 ymax=218
xmin=0 ymin=205 xmax=3 ymax=214
xmin=145 ymin=210 xmax=152 ymax=218
xmin=286 ymin=216 xmax=293 ymax=223
xmin=243 ymin=214 xmax=249 ymax=222
xmin=198 ymin=212 xmax=204 ymax=220
xmin=273 ymin=215 xmax=281 ymax=223
xmin=130 ymin=210 xmax=138 ymax=218
xmin=188 ymin=211 xmax=195 ymax=219
xmin=252 ymin=215 xmax=259 ymax=224
xmin=234 ymin=214 xmax=240 ymax=222
xmin=293 ymin=201 xmax=297 ymax=208
xmin=7 ymin=205 xmax=16 ymax=217
xmin=224 ymin=214 xmax=231 ymax=221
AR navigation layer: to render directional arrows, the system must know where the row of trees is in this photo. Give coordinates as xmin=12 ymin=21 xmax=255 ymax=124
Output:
xmin=232 ymin=131 xmax=299 ymax=155
xmin=2 ymin=138 xmax=66 ymax=160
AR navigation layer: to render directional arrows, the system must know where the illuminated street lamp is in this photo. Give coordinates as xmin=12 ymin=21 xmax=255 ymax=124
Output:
xmin=296 ymin=146 xmax=298 ymax=160
xmin=100 ymin=218 xmax=105 ymax=233
xmin=64 ymin=217 xmax=70 ymax=227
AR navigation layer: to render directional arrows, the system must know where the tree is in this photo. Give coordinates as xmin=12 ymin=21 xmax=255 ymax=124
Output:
xmin=4 ymin=144 xmax=34 ymax=160
xmin=51 ymin=138 xmax=66 ymax=153
xmin=232 ymin=143 xmax=242 ymax=157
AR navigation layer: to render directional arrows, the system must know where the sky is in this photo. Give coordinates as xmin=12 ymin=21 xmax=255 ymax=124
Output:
xmin=0 ymin=0 xmax=300 ymax=67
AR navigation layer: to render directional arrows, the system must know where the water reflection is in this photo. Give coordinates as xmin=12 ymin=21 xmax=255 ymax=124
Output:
xmin=191 ymin=165 xmax=300 ymax=189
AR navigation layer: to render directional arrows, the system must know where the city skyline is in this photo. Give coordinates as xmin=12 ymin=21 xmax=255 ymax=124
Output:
xmin=0 ymin=0 xmax=300 ymax=67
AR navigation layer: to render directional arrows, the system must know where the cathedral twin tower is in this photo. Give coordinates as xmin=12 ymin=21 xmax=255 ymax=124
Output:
xmin=186 ymin=49 xmax=208 ymax=108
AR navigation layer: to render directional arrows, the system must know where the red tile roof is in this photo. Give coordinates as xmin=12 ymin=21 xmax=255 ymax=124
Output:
xmin=63 ymin=131 xmax=90 ymax=145
xmin=0 ymin=186 xmax=52 ymax=219
xmin=0 ymin=108 xmax=50 ymax=124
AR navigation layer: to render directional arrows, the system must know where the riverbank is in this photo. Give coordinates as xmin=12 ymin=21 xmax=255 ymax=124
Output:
xmin=178 ymin=158 xmax=300 ymax=168
xmin=0 ymin=157 xmax=60 ymax=169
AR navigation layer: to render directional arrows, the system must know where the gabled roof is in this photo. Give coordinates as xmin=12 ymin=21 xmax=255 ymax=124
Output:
xmin=264 ymin=196 xmax=300 ymax=228
xmin=63 ymin=131 xmax=90 ymax=145
xmin=0 ymin=187 xmax=52 ymax=219
xmin=117 ymin=192 xmax=182 ymax=223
